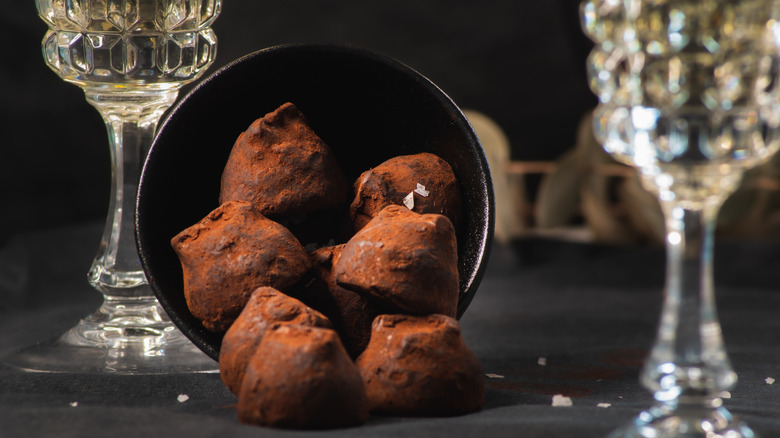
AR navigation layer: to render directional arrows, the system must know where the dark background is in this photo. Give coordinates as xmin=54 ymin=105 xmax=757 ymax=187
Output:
xmin=0 ymin=1 xmax=596 ymax=243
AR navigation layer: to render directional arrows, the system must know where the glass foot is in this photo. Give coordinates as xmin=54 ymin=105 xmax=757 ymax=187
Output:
xmin=609 ymin=402 xmax=755 ymax=438
xmin=5 ymin=298 xmax=217 ymax=375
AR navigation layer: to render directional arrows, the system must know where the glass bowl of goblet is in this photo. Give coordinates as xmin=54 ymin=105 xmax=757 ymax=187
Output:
xmin=581 ymin=0 xmax=780 ymax=436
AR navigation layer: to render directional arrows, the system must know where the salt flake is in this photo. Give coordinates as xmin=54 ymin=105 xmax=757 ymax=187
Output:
xmin=177 ymin=394 xmax=190 ymax=403
xmin=414 ymin=183 xmax=430 ymax=197
xmin=403 ymin=192 xmax=415 ymax=210
xmin=551 ymin=394 xmax=573 ymax=407
xmin=597 ymin=403 xmax=611 ymax=408
xmin=537 ymin=357 xmax=547 ymax=366
xmin=69 ymin=401 xmax=78 ymax=407
xmin=766 ymin=377 xmax=775 ymax=385
xmin=485 ymin=373 xmax=504 ymax=379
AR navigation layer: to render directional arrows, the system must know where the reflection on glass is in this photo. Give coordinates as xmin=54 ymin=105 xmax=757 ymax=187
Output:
xmin=581 ymin=0 xmax=780 ymax=436
xmin=9 ymin=0 xmax=222 ymax=374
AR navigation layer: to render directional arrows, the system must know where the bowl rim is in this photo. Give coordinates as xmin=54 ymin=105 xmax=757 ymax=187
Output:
xmin=136 ymin=42 xmax=495 ymax=360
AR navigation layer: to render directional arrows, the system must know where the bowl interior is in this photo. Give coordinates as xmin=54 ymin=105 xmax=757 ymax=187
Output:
xmin=137 ymin=44 xmax=494 ymax=360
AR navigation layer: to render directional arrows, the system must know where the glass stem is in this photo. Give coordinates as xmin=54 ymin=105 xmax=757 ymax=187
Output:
xmin=641 ymin=196 xmax=737 ymax=405
xmin=84 ymin=88 xmax=179 ymax=301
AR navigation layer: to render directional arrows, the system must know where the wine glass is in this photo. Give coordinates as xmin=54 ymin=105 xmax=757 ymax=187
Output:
xmin=581 ymin=0 xmax=780 ymax=436
xmin=9 ymin=0 xmax=221 ymax=374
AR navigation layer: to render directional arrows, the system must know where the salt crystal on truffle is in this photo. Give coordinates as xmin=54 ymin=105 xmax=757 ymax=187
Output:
xmin=349 ymin=152 xmax=462 ymax=232
xmin=403 ymin=192 xmax=415 ymax=210
xmin=415 ymin=183 xmax=430 ymax=197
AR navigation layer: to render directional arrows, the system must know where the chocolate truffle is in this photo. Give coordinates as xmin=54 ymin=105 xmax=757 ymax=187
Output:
xmin=290 ymin=245 xmax=379 ymax=359
xmin=334 ymin=204 xmax=459 ymax=317
xmin=237 ymin=324 xmax=369 ymax=429
xmin=220 ymin=102 xmax=350 ymax=219
xmin=170 ymin=200 xmax=312 ymax=332
xmin=219 ymin=287 xmax=332 ymax=395
xmin=356 ymin=314 xmax=484 ymax=416
xmin=350 ymin=152 xmax=462 ymax=233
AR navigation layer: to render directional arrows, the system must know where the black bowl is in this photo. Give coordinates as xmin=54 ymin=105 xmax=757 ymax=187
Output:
xmin=136 ymin=43 xmax=494 ymax=361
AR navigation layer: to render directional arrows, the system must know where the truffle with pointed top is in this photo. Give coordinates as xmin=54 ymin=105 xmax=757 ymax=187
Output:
xmin=219 ymin=287 xmax=332 ymax=395
xmin=170 ymin=200 xmax=312 ymax=332
xmin=237 ymin=324 xmax=369 ymax=429
xmin=356 ymin=313 xmax=484 ymax=416
xmin=334 ymin=204 xmax=459 ymax=318
xmin=220 ymin=102 xmax=350 ymax=219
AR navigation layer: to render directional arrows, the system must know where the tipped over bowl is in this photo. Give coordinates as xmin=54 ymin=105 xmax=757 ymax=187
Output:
xmin=136 ymin=43 xmax=494 ymax=360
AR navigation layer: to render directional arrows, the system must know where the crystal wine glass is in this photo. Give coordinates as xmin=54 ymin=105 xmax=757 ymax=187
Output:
xmin=581 ymin=0 xmax=780 ymax=436
xmin=10 ymin=0 xmax=221 ymax=374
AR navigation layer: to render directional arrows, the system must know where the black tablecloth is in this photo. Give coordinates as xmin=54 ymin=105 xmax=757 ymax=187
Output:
xmin=1 ymin=223 xmax=779 ymax=437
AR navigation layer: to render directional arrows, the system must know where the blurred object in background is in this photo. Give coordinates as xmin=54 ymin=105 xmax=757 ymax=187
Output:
xmin=465 ymin=109 xmax=527 ymax=244
xmin=506 ymin=110 xmax=780 ymax=246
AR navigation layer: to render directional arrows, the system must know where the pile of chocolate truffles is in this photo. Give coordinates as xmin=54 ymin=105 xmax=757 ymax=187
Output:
xmin=171 ymin=102 xmax=484 ymax=429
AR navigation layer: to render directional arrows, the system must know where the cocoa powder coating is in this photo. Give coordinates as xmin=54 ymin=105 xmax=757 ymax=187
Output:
xmin=170 ymin=200 xmax=312 ymax=332
xmin=170 ymin=102 xmax=482 ymax=428
xmin=219 ymin=287 xmax=331 ymax=395
xmin=356 ymin=314 xmax=484 ymax=416
xmin=334 ymin=204 xmax=459 ymax=317
xmin=220 ymin=102 xmax=350 ymax=218
xmin=237 ymin=324 xmax=369 ymax=429
xmin=350 ymin=152 xmax=462 ymax=233
xmin=289 ymin=244 xmax=378 ymax=359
